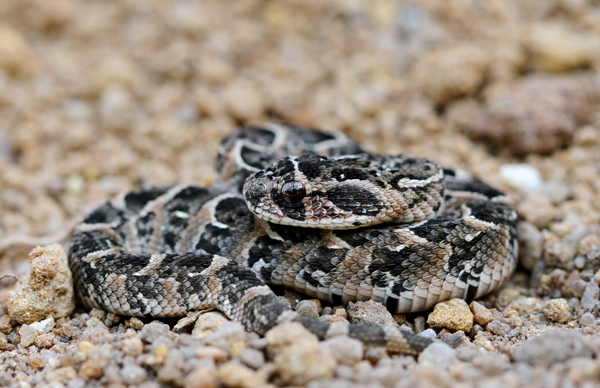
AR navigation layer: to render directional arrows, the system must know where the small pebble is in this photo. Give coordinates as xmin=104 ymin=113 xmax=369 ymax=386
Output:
xmin=34 ymin=333 xmax=55 ymax=348
xmin=347 ymin=300 xmax=397 ymax=327
xmin=333 ymin=307 xmax=347 ymax=319
xmin=203 ymin=322 xmax=247 ymax=356
xmin=126 ymin=317 xmax=145 ymax=330
xmin=30 ymin=317 xmax=55 ymax=334
xmin=120 ymin=365 xmax=148 ymax=385
xmin=321 ymin=335 xmax=364 ymax=366
xmin=0 ymin=333 xmax=7 ymax=350
xmin=123 ymin=337 xmax=144 ymax=357
xmin=414 ymin=315 xmax=426 ymax=333
xmin=238 ymin=347 xmax=265 ymax=369
xmin=470 ymin=301 xmax=493 ymax=326
xmin=474 ymin=336 xmax=495 ymax=352
xmin=88 ymin=308 xmax=107 ymax=322
xmin=265 ymin=322 xmax=317 ymax=357
xmin=417 ymin=328 xmax=437 ymax=340
xmin=542 ymin=298 xmax=572 ymax=324
xmin=195 ymin=346 xmax=229 ymax=362
xmin=19 ymin=324 xmax=39 ymax=347
xmin=218 ymin=361 xmax=267 ymax=388
xmin=581 ymin=281 xmax=600 ymax=311
xmin=274 ymin=339 xmax=336 ymax=386
xmin=427 ymin=299 xmax=474 ymax=332
xmin=192 ymin=311 xmax=229 ymax=339
xmin=78 ymin=357 xmax=108 ymax=380
xmin=184 ymin=362 xmax=218 ymax=388
xmin=418 ymin=342 xmax=457 ymax=369
xmin=580 ymin=312 xmax=595 ymax=327
xmin=486 ymin=320 xmax=511 ymax=336
xmin=499 ymin=164 xmax=543 ymax=194
xmin=0 ymin=315 xmax=12 ymax=334
xmin=319 ymin=314 xmax=350 ymax=324
xmin=66 ymin=378 xmax=86 ymax=388
xmin=47 ymin=366 xmax=77 ymax=384
xmin=296 ymin=300 xmax=320 ymax=320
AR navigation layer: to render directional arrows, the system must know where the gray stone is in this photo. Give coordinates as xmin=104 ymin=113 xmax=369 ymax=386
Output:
xmin=238 ymin=347 xmax=265 ymax=369
xmin=418 ymin=328 xmax=437 ymax=340
xmin=417 ymin=342 xmax=456 ymax=369
xmin=517 ymin=222 xmax=544 ymax=271
xmin=296 ymin=300 xmax=320 ymax=320
xmin=347 ymin=300 xmax=398 ymax=328
xmin=511 ymin=331 xmax=593 ymax=366
xmin=414 ymin=315 xmax=426 ymax=333
xmin=486 ymin=320 xmax=511 ymax=336
xmin=581 ymin=281 xmax=599 ymax=311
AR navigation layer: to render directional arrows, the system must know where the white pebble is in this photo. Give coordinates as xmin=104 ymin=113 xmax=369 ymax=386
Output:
xmin=30 ymin=317 xmax=55 ymax=334
xmin=499 ymin=164 xmax=543 ymax=194
xmin=418 ymin=342 xmax=456 ymax=370
xmin=417 ymin=328 xmax=437 ymax=340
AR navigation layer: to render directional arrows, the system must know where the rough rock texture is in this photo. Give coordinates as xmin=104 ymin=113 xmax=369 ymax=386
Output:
xmin=346 ymin=300 xmax=398 ymax=328
xmin=7 ymin=244 xmax=74 ymax=323
xmin=469 ymin=74 xmax=599 ymax=156
xmin=542 ymin=298 xmax=572 ymax=324
xmin=427 ymin=299 xmax=474 ymax=332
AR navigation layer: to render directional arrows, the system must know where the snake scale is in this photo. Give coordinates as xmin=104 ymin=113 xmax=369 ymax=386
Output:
xmin=68 ymin=123 xmax=518 ymax=354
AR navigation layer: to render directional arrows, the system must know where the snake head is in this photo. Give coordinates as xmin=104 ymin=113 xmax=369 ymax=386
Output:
xmin=243 ymin=157 xmax=311 ymax=225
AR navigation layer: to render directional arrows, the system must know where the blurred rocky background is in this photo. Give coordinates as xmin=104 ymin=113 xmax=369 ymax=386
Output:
xmin=1 ymin=1 xmax=600 ymax=387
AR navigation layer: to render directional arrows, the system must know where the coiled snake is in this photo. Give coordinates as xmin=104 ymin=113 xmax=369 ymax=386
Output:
xmin=69 ymin=123 xmax=518 ymax=354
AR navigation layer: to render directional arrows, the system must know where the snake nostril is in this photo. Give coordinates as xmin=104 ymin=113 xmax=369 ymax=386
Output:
xmin=254 ymin=180 xmax=268 ymax=195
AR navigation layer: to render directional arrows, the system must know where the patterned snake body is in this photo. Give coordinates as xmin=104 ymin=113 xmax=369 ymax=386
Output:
xmin=69 ymin=123 xmax=518 ymax=353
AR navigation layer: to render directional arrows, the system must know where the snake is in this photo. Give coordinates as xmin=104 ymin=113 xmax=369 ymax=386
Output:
xmin=68 ymin=123 xmax=518 ymax=354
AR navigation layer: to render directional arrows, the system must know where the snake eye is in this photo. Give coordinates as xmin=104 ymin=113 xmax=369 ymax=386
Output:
xmin=282 ymin=181 xmax=306 ymax=202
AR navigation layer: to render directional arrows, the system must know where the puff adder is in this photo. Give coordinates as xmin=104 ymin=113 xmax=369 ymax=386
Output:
xmin=69 ymin=123 xmax=518 ymax=354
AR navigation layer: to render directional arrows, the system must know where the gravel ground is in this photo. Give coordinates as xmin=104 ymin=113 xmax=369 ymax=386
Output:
xmin=2 ymin=1 xmax=600 ymax=387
